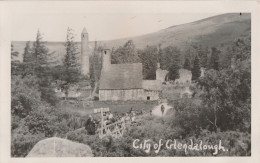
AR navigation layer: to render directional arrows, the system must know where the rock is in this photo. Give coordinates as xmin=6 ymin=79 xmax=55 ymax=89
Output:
xmin=27 ymin=137 xmax=93 ymax=157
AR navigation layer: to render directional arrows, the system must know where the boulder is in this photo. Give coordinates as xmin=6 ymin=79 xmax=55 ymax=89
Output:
xmin=27 ymin=137 xmax=93 ymax=157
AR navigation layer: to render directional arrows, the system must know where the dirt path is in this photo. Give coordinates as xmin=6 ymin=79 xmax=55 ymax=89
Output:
xmin=152 ymin=103 xmax=173 ymax=117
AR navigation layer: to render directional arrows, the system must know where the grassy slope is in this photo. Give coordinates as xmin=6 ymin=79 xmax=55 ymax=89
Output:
xmin=12 ymin=13 xmax=251 ymax=62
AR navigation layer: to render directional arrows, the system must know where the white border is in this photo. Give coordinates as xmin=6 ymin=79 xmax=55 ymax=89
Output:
xmin=1 ymin=1 xmax=260 ymax=163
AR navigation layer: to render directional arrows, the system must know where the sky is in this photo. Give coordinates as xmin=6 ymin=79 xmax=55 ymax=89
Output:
xmin=9 ymin=2 xmax=221 ymax=42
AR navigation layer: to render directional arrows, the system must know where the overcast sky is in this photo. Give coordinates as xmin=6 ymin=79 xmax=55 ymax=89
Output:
xmin=9 ymin=2 xmax=221 ymax=42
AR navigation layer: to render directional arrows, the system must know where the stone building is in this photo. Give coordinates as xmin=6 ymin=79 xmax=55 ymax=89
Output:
xmin=99 ymin=49 xmax=162 ymax=101
xmin=81 ymin=27 xmax=90 ymax=76
xmin=156 ymin=63 xmax=169 ymax=82
xmin=174 ymin=69 xmax=192 ymax=85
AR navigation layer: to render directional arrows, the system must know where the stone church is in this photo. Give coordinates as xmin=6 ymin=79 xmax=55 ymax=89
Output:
xmin=98 ymin=49 xmax=162 ymax=101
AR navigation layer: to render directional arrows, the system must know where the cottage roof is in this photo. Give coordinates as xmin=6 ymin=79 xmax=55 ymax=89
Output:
xmin=99 ymin=63 xmax=143 ymax=90
xmin=142 ymin=80 xmax=162 ymax=91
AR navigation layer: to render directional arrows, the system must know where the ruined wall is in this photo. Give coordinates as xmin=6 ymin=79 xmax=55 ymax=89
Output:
xmin=156 ymin=69 xmax=169 ymax=82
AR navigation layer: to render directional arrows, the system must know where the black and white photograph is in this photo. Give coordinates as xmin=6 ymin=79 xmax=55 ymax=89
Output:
xmin=1 ymin=1 xmax=260 ymax=161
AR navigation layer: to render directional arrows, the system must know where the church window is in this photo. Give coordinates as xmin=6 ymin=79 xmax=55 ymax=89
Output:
xmin=147 ymin=96 xmax=150 ymax=100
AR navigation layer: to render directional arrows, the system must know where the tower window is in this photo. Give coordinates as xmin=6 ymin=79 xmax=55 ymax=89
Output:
xmin=104 ymin=51 xmax=107 ymax=54
xmin=83 ymin=35 xmax=84 ymax=38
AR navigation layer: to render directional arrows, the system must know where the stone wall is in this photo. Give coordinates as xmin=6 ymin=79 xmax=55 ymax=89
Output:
xmin=156 ymin=69 xmax=168 ymax=82
xmin=143 ymin=90 xmax=160 ymax=100
xmin=99 ymin=89 xmax=160 ymax=101
xmin=99 ymin=89 xmax=144 ymax=101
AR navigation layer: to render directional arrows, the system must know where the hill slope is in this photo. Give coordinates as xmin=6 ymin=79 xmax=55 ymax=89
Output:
xmin=12 ymin=13 xmax=250 ymax=62
xmin=101 ymin=13 xmax=250 ymax=49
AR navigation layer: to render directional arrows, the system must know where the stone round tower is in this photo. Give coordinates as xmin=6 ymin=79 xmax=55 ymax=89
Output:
xmin=81 ymin=27 xmax=89 ymax=76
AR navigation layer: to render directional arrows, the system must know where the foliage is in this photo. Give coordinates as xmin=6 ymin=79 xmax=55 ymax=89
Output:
xmin=23 ymin=41 xmax=32 ymax=63
xmin=161 ymin=46 xmax=181 ymax=71
xmin=11 ymin=75 xmax=41 ymax=118
xmin=191 ymin=55 xmax=201 ymax=81
xmin=11 ymin=44 xmax=20 ymax=75
xmin=67 ymin=112 xmax=251 ymax=156
xmin=168 ymin=63 xmax=180 ymax=81
xmin=138 ymin=45 xmax=158 ymax=80
xmin=111 ymin=40 xmax=139 ymax=64
xmin=197 ymin=45 xmax=209 ymax=68
xmin=89 ymin=63 xmax=95 ymax=88
xmin=11 ymin=123 xmax=45 ymax=157
xmin=198 ymin=64 xmax=250 ymax=132
xmin=208 ymin=47 xmax=220 ymax=70
xmin=183 ymin=57 xmax=191 ymax=70
xmin=31 ymin=30 xmax=50 ymax=69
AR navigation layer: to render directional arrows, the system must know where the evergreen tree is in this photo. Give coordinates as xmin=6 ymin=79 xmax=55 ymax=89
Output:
xmin=31 ymin=30 xmax=49 ymax=71
xmin=183 ymin=57 xmax=191 ymax=70
xmin=11 ymin=44 xmax=20 ymax=75
xmin=62 ymin=27 xmax=80 ymax=100
xmin=31 ymin=30 xmax=58 ymax=105
xmin=168 ymin=63 xmax=179 ymax=81
xmin=192 ymin=55 xmax=201 ymax=81
xmin=23 ymin=41 xmax=31 ymax=63
xmin=209 ymin=47 xmax=220 ymax=70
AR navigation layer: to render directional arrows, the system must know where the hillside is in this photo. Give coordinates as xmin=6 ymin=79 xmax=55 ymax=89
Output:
xmin=12 ymin=13 xmax=250 ymax=62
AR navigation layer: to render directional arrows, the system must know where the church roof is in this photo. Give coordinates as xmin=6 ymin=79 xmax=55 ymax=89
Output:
xmin=82 ymin=27 xmax=87 ymax=33
xmin=99 ymin=63 xmax=143 ymax=90
xmin=142 ymin=80 xmax=162 ymax=91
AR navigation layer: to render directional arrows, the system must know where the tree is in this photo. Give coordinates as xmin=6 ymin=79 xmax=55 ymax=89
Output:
xmin=197 ymin=45 xmax=208 ymax=68
xmin=31 ymin=30 xmax=58 ymax=105
xmin=219 ymin=46 xmax=232 ymax=70
xmin=198 ymin=35 xmax=251 ymax=132
xmin=158 ymin=44 xmax=163 ymax=67
xmin=209 ymin=47 xmax=220 ymax=70
xmin=138 ymin=46 xmax=158 ymax=80
xmin=92 ymin=41 xmax=103 ymax=82
xmin=168 ymin=63 xmax=179 ymax=81
xmin=11 ymin=44 xmax=20 ymax=75
xmin=192 ymin=55 xmax=201 ymax=81
xmin=89 ymin=63 xmax=95 ymax=89
xmin=61 ymin=27 xmax=81 ymax=100
xmin=23 ymin=41 xmax=32 ymax=63
xmin=111 ymin=40 xmax=138 ymax=64
xmin=11 ymin=44 xmax=19 ymax=60
xmin=31 ymin=30 xmax=49 ymax=71
xmin=183 ymin=57 xmax=191 ymax=70
xmin=161 ymin=46 xmax=181 ymax=70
